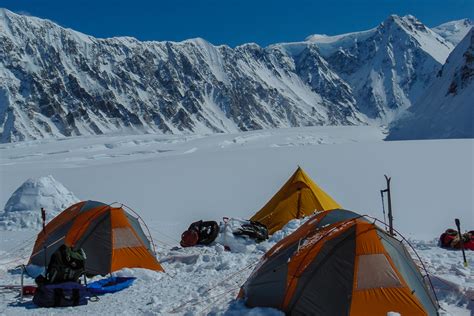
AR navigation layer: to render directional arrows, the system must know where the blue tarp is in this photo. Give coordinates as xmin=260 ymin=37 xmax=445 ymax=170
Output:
xmin=87 ymin=277 xmax=136 ymax=294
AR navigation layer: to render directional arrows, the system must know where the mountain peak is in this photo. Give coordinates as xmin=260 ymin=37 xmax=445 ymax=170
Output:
xmin=380 ymin=14 xmax=428 ymax=33
xmin=433 ymin=18 xmax=474 ymax=46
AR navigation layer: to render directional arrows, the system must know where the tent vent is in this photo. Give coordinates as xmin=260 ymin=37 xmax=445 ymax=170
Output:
xmin=113 ymin=228 xmax=143 ymax=249
xmin=356 ymin=254 xmax=402 ymax=290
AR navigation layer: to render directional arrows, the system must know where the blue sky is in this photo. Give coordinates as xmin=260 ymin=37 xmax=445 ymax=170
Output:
xmin=2 ymin=0 xmax=473 ymax=46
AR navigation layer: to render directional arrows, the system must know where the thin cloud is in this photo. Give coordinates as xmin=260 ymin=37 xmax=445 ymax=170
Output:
xmin=15 ymin=10 xmax=32 ymax=16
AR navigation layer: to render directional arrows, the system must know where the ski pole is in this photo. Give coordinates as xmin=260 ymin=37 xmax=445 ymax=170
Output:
xmin=454 ymin=218 xmax=468 ymax=267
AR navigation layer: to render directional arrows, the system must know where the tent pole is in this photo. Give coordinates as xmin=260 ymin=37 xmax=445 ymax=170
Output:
xmin=41 ymin=207 xmax=47 ymax=273
xmin=296 ymin=188 xmax=302 ymax=218
xmin=384 ymin=175 xmax=394 ymax=236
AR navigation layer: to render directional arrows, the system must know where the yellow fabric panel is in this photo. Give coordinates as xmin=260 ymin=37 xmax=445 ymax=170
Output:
xmin=251 ymin=167 xmax=341 ymax=234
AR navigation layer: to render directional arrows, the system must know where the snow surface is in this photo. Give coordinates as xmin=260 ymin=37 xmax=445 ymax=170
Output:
xmin=433 ymin=19 xmax=474 ymax=46
xmin=0 ymin=126 xmax=472 ymax=315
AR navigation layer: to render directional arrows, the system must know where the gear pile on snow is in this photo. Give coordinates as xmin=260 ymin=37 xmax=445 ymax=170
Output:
xmin=439 ymin=229 xmax=474 ymax=250
xmin=180 ymin=220 xmax=219 ymax=247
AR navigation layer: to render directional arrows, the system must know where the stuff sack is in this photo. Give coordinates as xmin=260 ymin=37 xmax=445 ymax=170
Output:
xmin=232 ymin=220 xmax=268 ymax=242
xmin=180 ymin=220 xmax=219 ymax=247
xmin=33 ymin=282 xmax=89 ymax=308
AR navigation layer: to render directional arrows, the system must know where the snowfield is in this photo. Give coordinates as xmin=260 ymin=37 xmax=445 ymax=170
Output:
xmin=0 ymin=126 xmax=472 ymax=315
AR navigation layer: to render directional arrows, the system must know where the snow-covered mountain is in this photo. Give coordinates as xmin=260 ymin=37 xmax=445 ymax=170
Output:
xmin=387 ymin=28 xmax=474 ymax=140
xmin=0 ymin=9 xmax=468 ymax=142
xmin=433 ymin=19 xmax=473 ymax=46
xmin=0 ymin=8 xmax=365 ymax=142
xmin=301 ymin=15 xmax=454 ymax=121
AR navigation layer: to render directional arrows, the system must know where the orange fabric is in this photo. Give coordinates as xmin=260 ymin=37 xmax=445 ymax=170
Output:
xmin=350 ymin=286 xmax=427 ymax=316
xmin=350 ymin=222 xmax=427 ymax=315
xmin=29 ymin=200 xmax=163 ymax=273
xmin=64 ymin=205 xmax=109 ymax=247
xmin=354 ymin=221 xmax=386 ymax=255
xmin=110 ymin=209 xmax=164 ymax=272
xmin=243 ymin=212 xmax=434 ymax=315
xmin=30 ymin=202 xmax=86 ymax=261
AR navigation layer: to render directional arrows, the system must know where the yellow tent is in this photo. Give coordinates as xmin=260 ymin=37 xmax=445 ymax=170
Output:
xmin=250 ymin=167 xmax=341 ymax=234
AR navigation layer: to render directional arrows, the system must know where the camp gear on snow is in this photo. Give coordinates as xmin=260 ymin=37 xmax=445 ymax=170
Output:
xmin=440 ymin=228 xmax=474 ymax=250
xmin=87 ymin=277 xmax=136 ymax=294
xmin=33 ymin=282 xmax=89 ymax=308
xmin=29 ymin=201 xmax=163 ymax=276
xmin=455 ymin=218 xmax=468 ymax=267
xmin=240 ymin=209 xmax=439 ymax=316
xmin=42 ymin=245 xmax=86 ymax=284
xmin=232 ymin=220 xmax=268 ymax=242
xmin=251 ymin=167 xmax=340 ymax=234
xmin=380 ymin=174 xmax=395 ymax=235
xmin=180 ymin=230 xmax=200 ymax=247
xmin=22 ymin=285 xmax=37 ymax=296
xmin=180 ymin=220 xmax=219 ymax=247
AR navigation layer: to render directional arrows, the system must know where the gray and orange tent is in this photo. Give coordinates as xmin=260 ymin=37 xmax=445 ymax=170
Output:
xmin=241 ymin=209 xmax=438 ymax=315
xmin=29 ymin=201 xmax=163 ymax=275
xmin=251 ymin=167 xmax=341 ymax=234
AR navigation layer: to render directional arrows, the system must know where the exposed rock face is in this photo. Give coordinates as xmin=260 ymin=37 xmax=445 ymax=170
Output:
xmin=388 ymin=28 xmax=474 ymax=140
xmin=302 ymin=15 xmax=454 ymax=121
xmin=0 ymin=9 xmax=468 ymax=142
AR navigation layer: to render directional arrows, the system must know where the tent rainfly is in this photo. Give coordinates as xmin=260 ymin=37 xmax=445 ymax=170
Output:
xmin=251 ymin=167 xmax=341 ymax=234
xmin=29 ymin=200 xmax=163 ymax=275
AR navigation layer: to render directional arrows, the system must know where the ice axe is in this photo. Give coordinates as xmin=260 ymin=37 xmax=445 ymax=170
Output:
xmin=454 ymin=218 xmax=468 ymax=267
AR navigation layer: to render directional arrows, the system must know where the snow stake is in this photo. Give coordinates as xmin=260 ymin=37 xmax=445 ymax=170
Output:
xmin=380 ymin=175 xmax=394 ymax=236
xmin=455 ymin=218 xmax=468 ymax=267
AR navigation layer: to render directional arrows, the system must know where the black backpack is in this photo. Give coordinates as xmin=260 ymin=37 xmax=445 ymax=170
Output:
xmin=45 ymin=245 xmax=86 ymax=284
xmin=33 ymin=282 xmax=89 ymax=308
xmin=190 ymin=220 xmax=220 ymax=245
xmin=233 ymin=220 xmax=269 ymax=242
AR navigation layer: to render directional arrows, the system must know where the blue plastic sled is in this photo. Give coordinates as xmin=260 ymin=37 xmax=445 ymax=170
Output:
xmin=87 ymin=277 xmax=136 ymax=295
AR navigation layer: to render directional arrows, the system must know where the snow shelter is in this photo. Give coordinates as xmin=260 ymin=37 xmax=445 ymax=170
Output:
xmin=241 ymin=209 xmax=438 ymax=315
xmin=251 ymin=167 xmax=341 ymax=234
xmin=29 ymin=201 xmax=163 ymax=275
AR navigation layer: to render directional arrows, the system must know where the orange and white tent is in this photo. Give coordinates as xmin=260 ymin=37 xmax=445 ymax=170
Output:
xmin=29 ymin=201 xmax=163 ymax=275
xmin=241 ymin=209 xmax=439 ymax=315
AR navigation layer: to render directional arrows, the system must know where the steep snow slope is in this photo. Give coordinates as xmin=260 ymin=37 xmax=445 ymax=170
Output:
xmin=302 ymin=15 xmax=453 ymax=121
xmin=388 ymin=28 xmax=474 ymax=140
xmin=0 ymin=10 xmax=466 ymax=143
xmin=0 ymin=8 xmax=364 ymax=143
xmin=433 ymin=19 xmax=474 ymax=46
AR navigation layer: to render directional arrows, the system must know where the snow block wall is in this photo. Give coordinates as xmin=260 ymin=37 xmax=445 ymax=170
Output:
xmin=0 ymin=175 xmax=79 ymax=230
